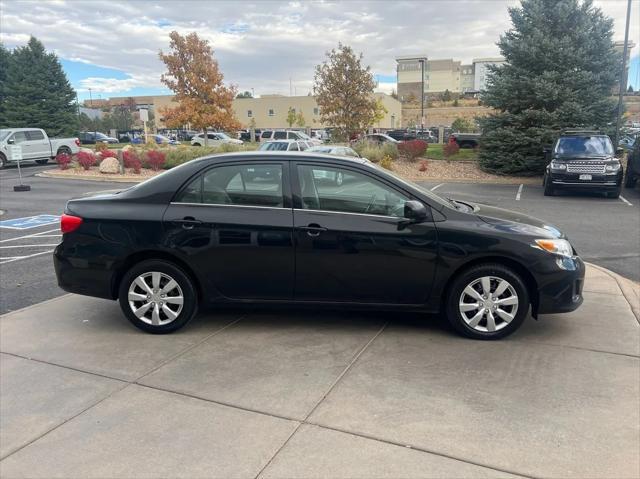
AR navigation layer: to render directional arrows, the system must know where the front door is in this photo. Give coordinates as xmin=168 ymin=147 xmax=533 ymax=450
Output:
xmin=292 ymin=162 xmax=438 ymax=304
xmin=163 ymin=161 xmax=294 ymax=300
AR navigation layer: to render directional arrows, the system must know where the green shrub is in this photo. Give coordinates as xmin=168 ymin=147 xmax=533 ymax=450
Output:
xmin=352 ymin=141 xmax=398 ymax=163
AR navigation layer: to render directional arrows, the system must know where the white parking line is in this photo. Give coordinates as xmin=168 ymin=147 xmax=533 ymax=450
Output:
xmin=431 ymin=183 xmax=444 ymax=191
xmin=0 ymin=244 xmax=59 ymax=248
xmin=619 ymin=195 xmax=633 ymax=206
xmin=516 ymin=184 xmax=523 ymax=201
xmin=0 ymin=250 xmax=54 ymax=265
xmin=0 ymin=228 xmax=60 ymax=243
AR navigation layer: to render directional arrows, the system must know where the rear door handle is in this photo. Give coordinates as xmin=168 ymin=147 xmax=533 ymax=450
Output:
xmin=299 ymin=224 xmax=327 ymax=237
xmin=173 ymin=217 xmax=202 ymax=230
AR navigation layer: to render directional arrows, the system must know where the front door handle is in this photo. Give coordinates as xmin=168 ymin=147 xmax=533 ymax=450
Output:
xmin=174 ymin=217 xmax=202 ymax=230
xmin=299 ymin=223 xmax=327 ymax=237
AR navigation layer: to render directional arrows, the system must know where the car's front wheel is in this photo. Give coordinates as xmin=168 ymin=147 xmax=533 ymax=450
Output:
xmin=118 ymin=260 xmax=198 ymax=334
xmin=543 ymin=173 xmax=555 ymax=196
xmin=445 ymin=264 xmax=530 ymax=340
xmin=623 ymin=170 xmax=636 ymax=188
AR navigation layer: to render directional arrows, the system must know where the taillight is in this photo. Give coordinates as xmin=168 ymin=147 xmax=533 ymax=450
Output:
xmin=60 ymin=214 xmax=83 ymax=234
xmin=74 ymin=138 xmax=80 ymax=147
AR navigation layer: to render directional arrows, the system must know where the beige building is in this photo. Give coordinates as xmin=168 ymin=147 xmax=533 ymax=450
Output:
xmin=97 ymin=93 xmax=401 ymax=131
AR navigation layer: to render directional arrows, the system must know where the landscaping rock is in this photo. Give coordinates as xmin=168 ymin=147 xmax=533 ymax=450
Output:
xmin=98 ymin=157 xmax=120 ymax=174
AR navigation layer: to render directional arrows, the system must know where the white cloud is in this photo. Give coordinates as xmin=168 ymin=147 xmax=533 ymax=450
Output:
xmin=0 ymin=0 xmax=637 ymax=97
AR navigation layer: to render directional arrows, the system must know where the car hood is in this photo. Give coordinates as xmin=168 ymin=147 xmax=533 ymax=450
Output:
xmin=470 ymin=202 xmax=564 ymax=239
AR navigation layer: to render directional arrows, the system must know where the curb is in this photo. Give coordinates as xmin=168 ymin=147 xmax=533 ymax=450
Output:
xmin=36 ymin=172 xmax=144 ymax=183
xmin=586 ymin=262 xmax=640 ymax=324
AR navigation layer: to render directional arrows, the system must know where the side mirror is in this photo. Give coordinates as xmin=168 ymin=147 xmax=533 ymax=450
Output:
xmin=403 ymin=200 xmax=428 ymax=223
xmin=615 ymin=147 xmax=624 ymax=158
xmin=7 ymin=138 xmax=14 ymax=144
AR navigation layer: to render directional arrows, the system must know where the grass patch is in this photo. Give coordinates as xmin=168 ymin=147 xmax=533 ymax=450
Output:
xmin=425 ymin=143 xmax=478 ymax=161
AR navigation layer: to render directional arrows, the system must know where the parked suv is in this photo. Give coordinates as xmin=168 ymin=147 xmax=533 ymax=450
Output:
xmin=623 ymin=135 xmax=639 ymax=189
xmin=543 ymin=130 xmax=623 ymax=198
xmin=260 ymin=130 xmax=321 ymax=145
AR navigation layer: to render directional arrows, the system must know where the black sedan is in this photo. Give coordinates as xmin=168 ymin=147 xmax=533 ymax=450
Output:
xmin=54 ymin=152 xmax=585 ymax=339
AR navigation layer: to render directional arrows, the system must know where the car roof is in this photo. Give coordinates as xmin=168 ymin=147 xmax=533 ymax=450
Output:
xmin=262 ymin=139 xmax=296 ymax=143
xmin=1 ymin=128 xmax=42 ymax=131
xmin=193 ymin=150 xmax=367 ymax=165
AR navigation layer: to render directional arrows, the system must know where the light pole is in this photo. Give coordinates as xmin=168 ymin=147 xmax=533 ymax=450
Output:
xmin=614 ymin=0 xmax=632 ymax=149
xmin=418 ymin=59 xmax=425 ymax=131
xmin=89 ymin=88 xmax=97 ymax=145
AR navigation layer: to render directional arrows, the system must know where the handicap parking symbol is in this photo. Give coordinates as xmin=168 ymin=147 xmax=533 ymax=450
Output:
xmin=0 ymin=215 xmax=60 ymax=230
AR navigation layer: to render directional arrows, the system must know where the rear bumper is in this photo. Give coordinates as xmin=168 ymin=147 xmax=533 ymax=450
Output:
xmin=536 ymin=256 xmax=585 ymax=315
xmin=53 ymin=244 xmax=115 ymax=300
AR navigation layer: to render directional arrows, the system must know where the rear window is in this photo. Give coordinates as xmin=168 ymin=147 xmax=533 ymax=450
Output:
xmin=554 ymin=136 xmax=613 ymax=157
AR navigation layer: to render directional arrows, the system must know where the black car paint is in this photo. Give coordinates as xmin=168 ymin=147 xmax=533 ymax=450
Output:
xmin=54 ymin=152 xmax=584 ymax=316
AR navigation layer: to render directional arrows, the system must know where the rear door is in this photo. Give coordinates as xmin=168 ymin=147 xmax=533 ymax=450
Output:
xmin=26 ymin=130 xmax=50 ymax=158
xmin=291 ymin=161 xmax=438 ymax=304
xmin=163 ymin=160 xmax=294 ymax=300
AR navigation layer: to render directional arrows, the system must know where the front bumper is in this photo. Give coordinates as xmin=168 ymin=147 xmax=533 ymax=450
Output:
xmin=549 ymin=171 xmax=622 ymax=190
xmin=536 ymin=255 xmax=585 ymax=315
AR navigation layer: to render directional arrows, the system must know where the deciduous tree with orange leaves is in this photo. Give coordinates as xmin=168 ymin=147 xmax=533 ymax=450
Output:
xmin=159 ymin=31 xmax=240 ymax=145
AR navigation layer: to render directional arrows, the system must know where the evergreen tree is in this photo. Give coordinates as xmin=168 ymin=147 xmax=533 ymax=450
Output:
xmin=2 ymin=37 xmax=77 ymax=136
xmin=479 ymin=0 xmax=618 ymax=175
xmin=0 ymin=43 xmax=12 ymax=127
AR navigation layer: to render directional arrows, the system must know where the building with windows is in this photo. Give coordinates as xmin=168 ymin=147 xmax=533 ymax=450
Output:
xmin=396 ymin=55 xmax=506 ymax=101
xmin=98 ymin=93 xmax=401 ymax=131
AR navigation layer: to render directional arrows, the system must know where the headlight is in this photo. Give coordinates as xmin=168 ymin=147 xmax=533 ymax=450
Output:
xmin=550 ymin=161 xmax=566 ymax=170
xmin=605 ymin=163 xmax=620 ymax=172
xmin=534 ymin=239 xmax=573 ymax=257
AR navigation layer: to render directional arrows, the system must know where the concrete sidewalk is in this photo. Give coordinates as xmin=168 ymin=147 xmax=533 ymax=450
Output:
xmin=1 ymin=265 xmax=638 ymax=479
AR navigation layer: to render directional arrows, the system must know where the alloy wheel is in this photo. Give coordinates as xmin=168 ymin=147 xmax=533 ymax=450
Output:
xmin=458 ymin=276 xmax=519 ymax=333
xmin=127 ymin=271 xmax=184 ymax=326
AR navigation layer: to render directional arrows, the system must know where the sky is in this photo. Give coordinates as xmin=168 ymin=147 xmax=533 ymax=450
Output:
xmin=0 ymin=0 xmax=638 ymax=102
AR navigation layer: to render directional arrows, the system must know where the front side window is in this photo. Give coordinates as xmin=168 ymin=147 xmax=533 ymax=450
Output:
xmin=297 ymin=165 xmax=408 ymax=217
xmin=10 ymin=131 xmax=28 ymax=144
xmin=176 ymin=164 xmax=284 ymax=208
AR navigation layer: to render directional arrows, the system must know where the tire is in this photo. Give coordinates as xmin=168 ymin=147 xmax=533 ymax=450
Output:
xmin=118 ymin=259 xmax=198 ymax=334
xmin=445 ymin=263 xmax=530 ymax=340
xmin=606 ymin=186 xmax=621 ymax=199
xmin=543 ymin=173 xmax=555 ymax=196
xmin=57 ymin=146 xmax=72 ymax=156
xmin=624 ymin=171 xmax=637 ymax=189
xmin=35 ymin=158 xmax=49 ymax=165
xmin=0 ymin=153 xmax=6 ymax=169
xmin=192 ymin=142 xmax=202 ymax=147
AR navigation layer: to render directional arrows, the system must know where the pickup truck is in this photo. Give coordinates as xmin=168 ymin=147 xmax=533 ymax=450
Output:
xmin=449 ymin=132 xmax=481 ymax=148
xmin=0 ymin=128 xmax=80 ymax=168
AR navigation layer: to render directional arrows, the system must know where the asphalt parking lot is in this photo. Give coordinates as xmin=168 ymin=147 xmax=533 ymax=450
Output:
xmin=1 ymin=166 xmax=638 ymax=314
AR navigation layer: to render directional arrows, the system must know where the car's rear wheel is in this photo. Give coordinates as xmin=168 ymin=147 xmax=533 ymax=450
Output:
xmin=118 ymin=260 xmax=198 ymax=334
xmin=445 ymin=264 xmax=530 ymax=340
xmin=543 ymin=173 xmax=555 ymax=196
xmin=0 ymin=153 xmax=6 ymax=169
xmin=35 ymin=158 xmax=49 ymax=164
xmin=192 ymin=142 xmax=202 ymax=147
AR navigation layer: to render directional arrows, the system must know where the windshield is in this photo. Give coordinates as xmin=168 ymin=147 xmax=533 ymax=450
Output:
xmin=258 ymin=142 xmax=289 ymax=151
xmin=308 ymin=147 xmax=332 ymax=153
xmin=0 ymin=130 xmax=10 ymax=141
xmin=216 ymin=132 xmax=231 ymax=140
xmin=296 ymin=131 xmax=312 ymax=140
xmin=554 ymin=136 xmax=613 ymax=157
xmin=95 ymin=133 xmax=109 ymax=139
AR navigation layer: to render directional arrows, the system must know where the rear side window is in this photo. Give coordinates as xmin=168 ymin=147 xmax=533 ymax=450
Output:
xmin=274 ymin=131 xmax=286 ymax=140
xmin=27 ymin=130 xmax=45 ymax=140
xmin=176 ymin=164 xmax=284 ymax=208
